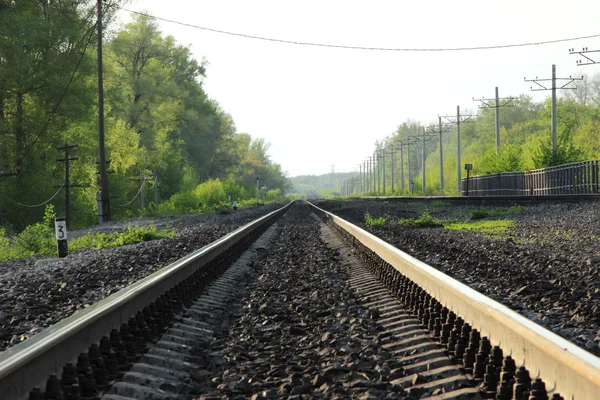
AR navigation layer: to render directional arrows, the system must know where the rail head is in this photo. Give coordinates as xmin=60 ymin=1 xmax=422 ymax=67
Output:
xmin=309 ymin=202 xmax=600 ymax=400
xmin=0 ymin=202 xmax=291 ymax=399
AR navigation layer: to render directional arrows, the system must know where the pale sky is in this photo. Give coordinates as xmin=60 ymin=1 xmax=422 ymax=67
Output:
xmin=116 ymin=0 xmax=600 ymax=177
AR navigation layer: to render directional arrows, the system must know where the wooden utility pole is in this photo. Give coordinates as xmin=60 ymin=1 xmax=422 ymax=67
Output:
xmin=97 ymin=0 xmax=110 ymax=223
xmin=130 ymin=171 xmax=152 ymax=209
xmin=57 ymin=145 xmax=82 ymax=228
xmin=0 ymin=172 xmax=18 ymax=226
xmin=152 ymin=171 xmax=159 ymax=205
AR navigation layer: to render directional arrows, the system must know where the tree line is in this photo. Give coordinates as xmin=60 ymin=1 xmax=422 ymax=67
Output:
xmin=369 ymin=79 xmax=600 ymax=196
xmin=0 ymin=1 xmax=289 ymax=231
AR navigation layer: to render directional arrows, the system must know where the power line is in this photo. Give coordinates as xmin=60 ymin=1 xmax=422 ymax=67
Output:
xmin=115 ymin=178 xmax=146 ymax=207
xmin=119 ymin=7 xmax=600 ymax=53
xmin=6 ymin=184 xmax=65 ymax=208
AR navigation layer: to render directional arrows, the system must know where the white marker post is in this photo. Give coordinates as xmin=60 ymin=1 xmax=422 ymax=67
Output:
xmin=55 ymin=217 xmax=68 ymax=258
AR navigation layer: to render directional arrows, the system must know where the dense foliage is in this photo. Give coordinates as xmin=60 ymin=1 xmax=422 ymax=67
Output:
xmin=289 ymin=172 xmax=356 ymax=197
xmin=0 ymin=1 xmax=289 ymax=231
xmin=372 ymin=89 xmax=600 ymax=195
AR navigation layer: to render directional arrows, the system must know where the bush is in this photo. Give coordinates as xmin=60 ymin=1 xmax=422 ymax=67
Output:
xmin=470 ymin=209 xmax=490 ymax=220
xmin=13 ymin=205 xmax=56 ymax=256
xmin=0 ymin=229 xmax=20 ymax=262
xmin=194 ymin=179 xmax=227 ymax=208
xmin=223 ymin=179 xmax=248 ymax=203
xmin=267 ymin=188 xmax=283 ymax=203
xmin=213 ymin=202 xmax=233 ymax=215
xmin=168 ymin=190 xmax=201 ymax=212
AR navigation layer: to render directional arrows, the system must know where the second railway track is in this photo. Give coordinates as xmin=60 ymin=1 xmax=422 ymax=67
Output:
xmin=0 ymin=201 xmax=599 ymax=399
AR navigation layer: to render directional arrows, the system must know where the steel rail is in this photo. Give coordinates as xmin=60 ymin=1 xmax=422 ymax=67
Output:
xmin=0 ymin=203 xmax=291 ymax=399
xmin=309 ymin=202 xmax=600 ymax=400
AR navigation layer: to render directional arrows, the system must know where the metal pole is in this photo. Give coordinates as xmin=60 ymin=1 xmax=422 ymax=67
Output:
xmin=65 ymin=148 xmax=71 ymax=228
xmin=367 ymin=158 xmax=369 ymax=193
xmin=256 ymin=176 xmax=260 ymax=205
xmin=382 ymin=151 xmax=386 ymax=195
xmin=364 ymin=161 xmax=367 ymax=193
xmin=372 ymin=153 xmax=376 ymax=194
xmin=97 ymin=0 xmax=110 ymax=223
xmin=359 ymin=164 xmax=362 ymax=194
xmin=140 ymin=170 xmax=145 ymax=210
xmin=377 ymin=153 xmax=381 ymax=194
xmin=400 ymin=143 xmax=405 ymax=192
xmin=422 ymin=127 xmax=426 ymax=194
xmin=457 ymin=105 xmax=462 ymax=193
xmin=551 ymin=64 xmax=557 ymax=155
xmin=57 ymin=145 xmax=79 ymax=229
xmin=358 ymin=164 xmax=363 ymax=194
xmin=407 ymin=140 xmax=412 ymax=189
xmin=439 ymin=117 xmax=444 ymax=193
xmin=153 ymin=171 xmax=158 ymax=205
xmin=391 ymin=147 xmax=395 ymax=194
xmin=367 ymin=158 xmax=370 ymax=193
xmin=495 ymin=86 xmax=500 ymax=153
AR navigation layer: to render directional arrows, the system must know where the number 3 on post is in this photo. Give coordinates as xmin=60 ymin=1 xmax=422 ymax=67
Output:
xmin=55 ymin=217 xmax=68 ymax=258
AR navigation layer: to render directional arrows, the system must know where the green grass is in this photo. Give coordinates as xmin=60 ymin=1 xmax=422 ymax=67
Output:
xmin=398 ymin=211 xmax=444 ymax=228
xmin=428 ymin=200 xmax=450 ymax=210
xmin=0 ymin=223 xmax=177 ymax=261
xmin=469 ymin=209 xmax=490 ymax=220
xmin=365 ymin=212 xmax=387 ymax=226
xmin=444 ymin=219 xmax=514 ymax=236
xmin=469 ymin=205 xmax=526 ymax=220
xmin=70 ymin=225 xmax=177 ymax=251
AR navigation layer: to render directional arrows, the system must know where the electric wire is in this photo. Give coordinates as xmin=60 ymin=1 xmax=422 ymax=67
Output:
xmin=6 ymin=184 xmax=65 ymax=208
xmin=119 ymin=7 xmax=600 ymax=52
xmin=115 ymin=179 xmax=146 ymax=207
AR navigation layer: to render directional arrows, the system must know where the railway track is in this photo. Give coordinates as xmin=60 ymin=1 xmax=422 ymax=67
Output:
xmin=305 ymin=189 xmax=324 ymax=200
xmin=0 ymin=201 xmax=599 ymax=399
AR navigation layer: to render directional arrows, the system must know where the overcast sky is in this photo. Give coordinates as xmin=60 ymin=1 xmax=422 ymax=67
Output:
xmin=116 ymin=0 xmax=600 ymax=177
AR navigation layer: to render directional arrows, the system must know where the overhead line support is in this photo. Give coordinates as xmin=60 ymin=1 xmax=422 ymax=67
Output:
xmin=569 ymin=47 xmax=600 ymax=66
xmin=473 ymin=87 xmax=515 ymax=153
xmin=525 ymin=65 xmax=583 ymax=155
xmin=441 ymin=106 xmax=475 ymax=194
xmin=56 ymin=145 xmax=83 ymax=228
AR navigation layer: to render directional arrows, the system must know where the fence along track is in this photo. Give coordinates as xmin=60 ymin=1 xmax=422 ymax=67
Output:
xmin=0 ymin=203 xmax=291 ymax=400
xmin=309 ymin=202 xmax=600 ymax=400
xmin=463 ymin=160 xmax=600 ymax=196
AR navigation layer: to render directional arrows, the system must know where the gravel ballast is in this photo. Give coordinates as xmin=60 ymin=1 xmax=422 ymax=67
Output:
xmin=192 ymin=203 xmax=409 ymax=399
xmin=0 ymin=205 xmax=281 ymax=351
xmin=317 ymin=199 xmax=600 ymax=356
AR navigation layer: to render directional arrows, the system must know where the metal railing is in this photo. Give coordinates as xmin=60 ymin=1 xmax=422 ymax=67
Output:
xmin=462 ymin=160 xmax=600 ymax=196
